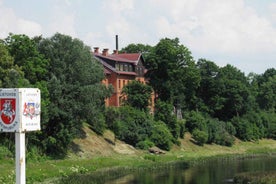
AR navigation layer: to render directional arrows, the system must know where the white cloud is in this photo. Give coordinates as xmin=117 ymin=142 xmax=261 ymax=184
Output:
xmin=0 ymin=0 xmax=42 ymax=38
xmin=150 ymin=0 xmax=276 ymax=55
xmin=46 ymin=1 xmax=77 ymax=37
xmin=269 ymin=3 xmax=276 ymax=24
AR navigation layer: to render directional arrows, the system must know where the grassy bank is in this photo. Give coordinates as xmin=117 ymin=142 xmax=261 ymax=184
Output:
xmin=234 ymin=171 xmax=276 ymax=184
xmin=0 ymin=134 xmax=276 ymax=183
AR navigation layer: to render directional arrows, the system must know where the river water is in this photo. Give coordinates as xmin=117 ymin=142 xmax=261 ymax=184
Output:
xmin=106 ymin=156 xmax=276 ymax=184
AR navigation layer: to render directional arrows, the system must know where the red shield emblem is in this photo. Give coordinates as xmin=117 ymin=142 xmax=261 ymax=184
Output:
xmin=0 ymin=98 xmax=16 ymax=125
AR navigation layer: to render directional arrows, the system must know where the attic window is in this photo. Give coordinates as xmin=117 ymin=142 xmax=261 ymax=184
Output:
xmin=115 ymin=64 xmax=119 ymax=70
xmin=124 ymin=64 xmax=128 ymax=71
xmin=119 ymin=64 xmax=123 ymax=71
xmin=129 ymin=65 xmax=132 ymax=71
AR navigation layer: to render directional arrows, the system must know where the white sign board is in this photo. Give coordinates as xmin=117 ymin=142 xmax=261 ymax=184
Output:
xmin=20 ymin=88 xmax=41 ymax=132
xmin=0 ymin=88 xmax=41 ymax=132
xmin=0 ymin=88 xmax=20 ymax=132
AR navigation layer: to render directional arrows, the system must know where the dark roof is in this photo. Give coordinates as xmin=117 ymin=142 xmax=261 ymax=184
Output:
xmin=94 ymin=54 xmax=137 ymax=76
xmin=94 ymin=53 xmax=142 ymax=65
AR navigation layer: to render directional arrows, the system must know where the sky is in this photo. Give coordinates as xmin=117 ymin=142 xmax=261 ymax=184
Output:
xmin=0 ymin=0 xmax=275 ymax=74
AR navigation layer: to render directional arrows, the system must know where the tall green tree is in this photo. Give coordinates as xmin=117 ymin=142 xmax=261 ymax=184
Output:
xmin=120 ymin=43 xmax=153 ymax=60
xmin=214 ymin=64 xmax=250 ymax=121
xmin=0 ymin=42 xmax=28 ymax=88
xmin=196 ymin=58 xmax=221 ymax=114
xmin=121 ymin=81 xmax=152 ymax=111
xmin=146 ymin=38 xmax=200 ymax=111
xmin=4 ymin=34 xmax=49 ymax=84
xmin=37 ymin=33 xmax=111 ymax=155
xmin=255 ymin=68 xmax=276 ymax=111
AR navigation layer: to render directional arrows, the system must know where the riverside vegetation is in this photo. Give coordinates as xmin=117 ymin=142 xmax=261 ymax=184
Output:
xmin=0 ymin=127 xmax=276 ymax=183
xmin=0 ymin=33 xmax=275 ymax=183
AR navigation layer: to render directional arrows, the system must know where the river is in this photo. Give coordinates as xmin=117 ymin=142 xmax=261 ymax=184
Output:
xmin=105 ymin=155 xmax=276 ymax=184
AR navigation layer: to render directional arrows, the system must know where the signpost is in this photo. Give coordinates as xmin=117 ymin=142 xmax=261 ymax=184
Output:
xmin=0 ymin=88 xmax=41 ymax=184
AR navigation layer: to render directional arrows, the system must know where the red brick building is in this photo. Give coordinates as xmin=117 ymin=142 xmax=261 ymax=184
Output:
xmin=93 ymin=47 xmax=154 ymax=112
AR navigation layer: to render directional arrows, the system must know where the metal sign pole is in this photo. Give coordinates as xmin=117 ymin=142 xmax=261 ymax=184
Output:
xmin=15 ymin=132 xmax=26 ymax=184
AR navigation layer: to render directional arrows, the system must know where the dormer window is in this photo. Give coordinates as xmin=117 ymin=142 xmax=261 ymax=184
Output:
xmin=115 ymin=63 xmax=119 ymax=70
xmin=124 ymin=64 xmax=128 ymax=71
xmin=129 ymin=65 xmax=132 ymax=71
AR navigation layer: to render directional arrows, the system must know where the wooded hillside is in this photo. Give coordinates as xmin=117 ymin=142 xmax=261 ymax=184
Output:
xmin=0 ymin=34 xmax=275 ymax=158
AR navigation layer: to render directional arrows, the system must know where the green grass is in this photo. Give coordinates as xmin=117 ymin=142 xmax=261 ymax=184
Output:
xmin=0 ymin=139 xmax=275 ymax=183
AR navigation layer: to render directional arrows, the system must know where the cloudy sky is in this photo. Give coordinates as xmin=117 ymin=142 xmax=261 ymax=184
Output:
xmin=1 ymin=0 xmax=275 ymax=74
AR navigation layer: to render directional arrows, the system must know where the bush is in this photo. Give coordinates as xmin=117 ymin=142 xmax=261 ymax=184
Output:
xmin=220 ymin=133 xmax=235 ymax=147
xmin=136 ymin=140 xmax=154 ymax=150
xmin=154 ymin=100 xmax=179 ymax=140
xmin=207 ymin=118 xmax=235 ymax=146
xmin=112 ymin=106 xmax=154 ymax=146
xmin=150 ymin=121 xmax=173 ymax=151
xmin=184 ymin=111 xmax=207 ymax=132
xmin=192 ymin=129 xmax=208 ymax=146
xmin=105 ymin=107 xmax=120 ymax=130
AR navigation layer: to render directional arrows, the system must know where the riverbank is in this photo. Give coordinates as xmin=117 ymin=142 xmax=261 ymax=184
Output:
xmin=234 ymin=171 xmax=276 ymax=184
xmin=0 ymin=129 xmax=276 ymax=183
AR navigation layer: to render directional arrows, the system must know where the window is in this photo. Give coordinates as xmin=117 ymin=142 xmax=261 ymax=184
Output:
xmin=124 ymin=64 xmax=128 ymax=71
xmin=118 ymin=80 xmax=121 ymax=89
xmin=119 ymin=64 xmax=123 ymax=71
xmin=115 ymin=63 xmax=119 ymax=70
xmin=129 ymin=65 xmax=132 ymax=71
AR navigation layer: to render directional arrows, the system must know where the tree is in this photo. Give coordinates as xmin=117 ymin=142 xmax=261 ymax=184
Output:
xmin=0 ymin=42 xmax=28 ymax=88
xmin=256 ymin=69 xmax=276 ymax=111
xmin=214 ymin=64 xmax=250 ymax=120
xmin=196 ymin=59 xmax=222 ymax=114
xmin=4 ymin=34 xmax=49 ymax=84
xmin=146 ymin=38 xmax=200 ymax=111
xmin=3 ymin=35 xmax=51 ymax=153
xmin=37 ymin=33 xmax=111 ymax=155
xmin=121 ymin=81 xmax=153 ymax=111
xmin=120 ymin=43 xmax=153 ymax=60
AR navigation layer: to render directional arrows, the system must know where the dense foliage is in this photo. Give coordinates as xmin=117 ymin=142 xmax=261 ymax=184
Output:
xmin=121 ymin=37 xmax=275 ymax=149
xmin=0 ymin=33 xmax=111 ymax=156
xmin=0 ymin=33 xmax=275 ymax=157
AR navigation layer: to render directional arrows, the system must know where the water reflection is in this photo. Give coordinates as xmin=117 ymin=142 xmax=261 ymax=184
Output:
xmin=106 ymin=156 xmax=276 ymax=184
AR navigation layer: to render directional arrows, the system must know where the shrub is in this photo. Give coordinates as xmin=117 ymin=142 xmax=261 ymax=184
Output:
xmin=192 ymin=129 xmax=208 ymax=146
xmin=112 ymin=106 xmax=154 ymax=146
xmin=150 ymin=121 xmax=173 ymax=151
xmin=136 ymin=140 xmax=154 ymax=150
xmin=154 ymin=100 xmax=179 ymax=140
xmin=207 ymin=118 xmax=235 ymax=146
xmin=184 ymin=111 xmax=207 ymax=132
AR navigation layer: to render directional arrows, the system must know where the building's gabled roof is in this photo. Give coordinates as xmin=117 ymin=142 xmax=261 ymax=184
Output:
xmin=94 ymin=53 xmax=138 ymax=76
xmin=94 ymin=53 xmax=143 ymax=65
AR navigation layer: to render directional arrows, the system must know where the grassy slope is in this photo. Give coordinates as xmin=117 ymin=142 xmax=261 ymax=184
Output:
xmin=1 ymin=126 xmax=276 ymax=183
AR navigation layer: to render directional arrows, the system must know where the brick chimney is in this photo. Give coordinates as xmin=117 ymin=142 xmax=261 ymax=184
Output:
xmin=93 ymin=47 xmax=99 ymax=54
xmin=113 ymin=50 xmax=118 ymax=54
xmin=102 ymin=48 xmax=109 ymax=56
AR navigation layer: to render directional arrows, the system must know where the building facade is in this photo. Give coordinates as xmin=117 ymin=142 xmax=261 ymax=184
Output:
xmin=93 ymin=48 xmax=154 ymax=111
